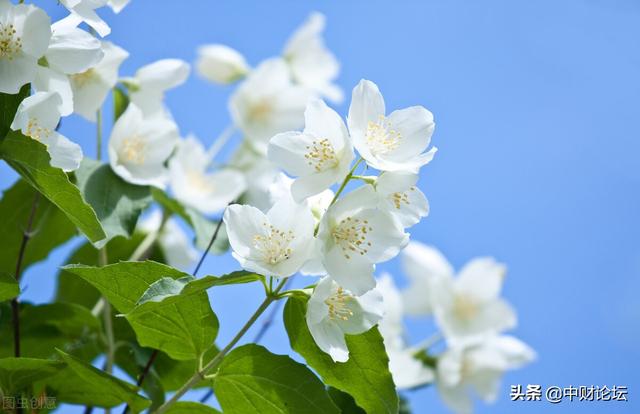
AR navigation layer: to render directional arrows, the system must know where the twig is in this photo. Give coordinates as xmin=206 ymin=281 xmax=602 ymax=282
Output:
xmin=11 ymin=192 xmax=41 ymax=358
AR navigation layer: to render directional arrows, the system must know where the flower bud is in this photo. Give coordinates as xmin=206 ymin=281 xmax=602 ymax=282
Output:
xmin=196 ymin=44 xmax=250 ymax=84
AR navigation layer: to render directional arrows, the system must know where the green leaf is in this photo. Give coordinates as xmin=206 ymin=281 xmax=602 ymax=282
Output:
xmin=75 ymin=158 xmax=152 ymax=247
xmin=55 ymin=233 xmax=165 ymax=309
xmin=0 ymin=357 xmax=64 ymax=393
xmin=125 ymin=277 xmax=218 ymax=361
xmin=0 ymin=84 xmax=30 ymax=140
xmin=61 ymin=261 xmax=188 ymax=313
xmin=113 ymin=86 xmax=129 ymax=122
xmin=164 ymin=402 xmax=221 ymax=414
xmin=284 ymin=297 xmax=399 ymax=414
xmin=151 ymin=188 xmax=229 ymax=254
xmin=0 ymin=179 xmax=78 ymax=277
xmin=328 ymin=388 xmax=366 ymax=414
xmin=213 ymin=344 xmax=339 ymax=414
xmin=45 ymin=350 xmax=150 ymax=413
xmin=0 ymin=272 xmax=19 ymax=301
xmin=0 ymin=132 xmax=106 ymax=243
xmin=0 ymin=302 xmax=101 ymax=360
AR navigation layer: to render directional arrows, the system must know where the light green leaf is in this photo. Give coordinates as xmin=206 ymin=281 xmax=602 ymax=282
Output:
xmin=151 ymin=188 xmax=229 ymax=254
xmin=125 ymin=278 xmax=218 ymax=360
xmin=0 ymin=357 xmax=64 ymax=393
xmin=75 ymin=158 xmax=152 ymax=247
xmin=284 ymin=297 xmax=399 ymax=414
xmin=0 ymin=132 xmax=106 ymax=243
xmin=46 ymin=350 xmax=150 ymax=413
xmin=62 ymin=261 xmax=188 ymax=313
xmin=55 ymin=233 xmax=165 ymax=309
xmin=0 ymin=272 xmax=19 ymax=302
xmin=113 ymin=86 xmax=129 ymax=122
xmin=0 ymin=179 xmax=78 ymax=277
xmin=164 ymin=402 xmax=222 ymax=414
xmin=214 ymin=344 xmax=339 ymax=414
xmin=0 ymin=84 xmax=30 ymax=140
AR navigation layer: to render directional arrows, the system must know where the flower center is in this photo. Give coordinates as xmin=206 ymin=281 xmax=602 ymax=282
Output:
xmin=331 ymin=217 xmax=372 ymax=259
xmin=390 ymin=187 xmax=416 ymax=209
xmin=0 ymin=23 xmax=22 ymax=61
xmin=247 ymin=100 xmax=273 ymax=123
xmin=25 ymin=118 xmax=52 ymax=141
xmin=120 ymin=135 xmax=146 ymax=164
xmin=366 ymin=115 xmax=401 ymax=155
xmin=186 ymin=170 xmax=214 ymax=193
xmin=325 ymin=287 xmax=354 ymax=321
xmin=253 ymin=223 xmax=295 ymax=265
xmin=71 ymin=68 xmax=97 ymax=88
xmin=452 ymin=294 xmax=478 ymax=321
xmin=304 ymin=138 xmax=339 ymax=172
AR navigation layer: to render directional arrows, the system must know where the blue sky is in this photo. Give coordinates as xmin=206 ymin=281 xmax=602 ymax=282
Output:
xmin=1 ymin=0 xmax=639 ymax=412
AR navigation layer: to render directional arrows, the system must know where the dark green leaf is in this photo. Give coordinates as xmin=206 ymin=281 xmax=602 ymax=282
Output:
xmin=0 ymin=132 xmax=106 ymax=242
xmin=45 ymin=350 xmax=149 ymax=413
xmin=284 ymin=297 xmax=399 ymax=414
xmin=164 ymin=402 xmax=221 ymax=414
xmin=328 ymin=388 xmax=366 ymax=414
xmin=113 ymin=86 xmax=129 ymax=122
xmin=75 ymin=158 xmax=152 ymax=247
xmin=0 ymin=272 xmax=19 ymax=301
xmin=151 ymin=188 xmax=229 ymax=254
xmin=0 ymin=179 xmax=77 ymax=277
xmin=0 ymin=357 xmax=64 ymax=393
xmin=0 ymin=84 xmax=30 ymax=140
xmin=213 ymin=344 xmax=339 ymax=414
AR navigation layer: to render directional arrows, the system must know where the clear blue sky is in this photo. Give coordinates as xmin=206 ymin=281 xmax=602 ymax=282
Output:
xmin=1 ymin=0 xmax=639 ymax=412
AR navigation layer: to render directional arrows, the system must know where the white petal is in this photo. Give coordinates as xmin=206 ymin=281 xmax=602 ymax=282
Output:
xmin=388 ymin=349 xmax=435 ymax=389
xmin=303 ymin=99 xmax=349 ymax=153
xmin=307 ymin=319 xmax=349 ymax=363
xmin=268 ymin=131 xmax=318 ymax=177
xmin=107 ymin=0 xmax=131 ymax=13
xmin=39 ymin=131 xmax=83 ymax=171
xmin=362 ymin=209 xmax=408 ymax=263
xmin=69 ymin=3 xmax=110 ymax=37
xmin=291 ymin=169 xmax=340 ymax=202
xmin=347 ymin=79 xmax=385 ymax=149
xmin=455 ymin=258 xmax=506 ymax=303
xmin=33 ymin=66 xmax=74 ymax=116
xmin=17 ymin=4 xmax=52 ymax=58
xmin=11 ymin=91 xmax=62 ymax=132
xmin=135 ymin=59 xmax=190 ymax=91
xmin=47 ymin=24 xmax=103 ymax=74
xmin=224 ymin=204 xmax=268 ymax=260
xmin=323 ymin=245 xmax=375 ymax=296
xmin=0 ymin=54 xmax=37 ymax=94
xmin=196 ymin=44 xmax=249 ymax=84
xmin=337 ymin=286 xmax=383 ymax=335
xmin=385 ymin=106 xmax=435 ymax=163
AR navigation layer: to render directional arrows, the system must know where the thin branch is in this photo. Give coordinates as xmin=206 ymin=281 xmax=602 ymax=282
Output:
xmin=11 ymin=192 xmax=41 ymax=358
xmin=192 ymin=217 xmax=225 ymax=276
xmin=252 ymin=277 xmax=292 ymax=343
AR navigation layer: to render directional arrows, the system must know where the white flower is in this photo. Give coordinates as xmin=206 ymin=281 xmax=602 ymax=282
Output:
xmin=229 ymin=58 xmax=310 ymax=153
xmin=348 ymin=79 xmax=437 ymax=173
xmin=107 ymin=0 xmax=131 ymax=14
xmin=0 ymin=1 xmax=51 ymax=94
xmin=228 ymin=141 xmax=280 ymax=212
xmin=283 ymin=12 xmax=342 ymax=103
xmin=317 ymin=185 xmax=408 ymax=295
xmin=224 ymin=196 xmax=315 ymax=278
xmin=139 ymin=210 xmax=198 ymax=271
xmin=377 ymin=274 xmax=435 ymax=389
xmin=169 ymin=135 xmax=246 ymax=214
xmin=108 ymin=103 xmax=179 ymax=187
xmin=33 ymin=17 xmax=104 ymax=116
xmin=374 ymin=171 xmax=429 ymax=227
xmin=268 ymin=173 xmax=334 ymax=222
xmin=401 ymin=242 xmax=517 ymax=346
xmin=128 ymin=59 xmax=190 ymax=118
xmin=268 ymin=99 xmax=353 ymax=202
xmin=70 ymin=41 xmax=128 ymax=121
xmin=59 ymin=0 xmax=110 ymax=37
xmin=306 ymin=276 xmax=383 ymax=362
xmin=436 ymin=336 xmax=535 ymax=414
xmin=196 ymin=44 xmax=249 ymax=85
xmin=10 ymin=91 xmax=82 ymax=171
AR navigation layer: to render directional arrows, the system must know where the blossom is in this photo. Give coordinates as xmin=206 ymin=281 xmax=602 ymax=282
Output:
xmin=401 ymin=242 xmax=517 ymax=346
xmin=347 ymin=79 xmax=437 ymax=173
xmin=169 ymin=135 xmax=246 ymax=214
xmin=377 ymin=274 xmax=435 ymax=389
xmin=108 ymin=103 xmax=179 ymax=187
xmin=0 ymin=1 xmax=51 ymax=94
xmin=229 ymin=58 xmax=310 ymax=153
xmin=436 ymin=336 xmax=535 ymax=414
xmin=139 ymin=210 xmax=198 ymax=271
xmin=228 ymin=141 xmax=280 ymax=212
xmin=196 ymin=44 xmax=249 ymax=84
xmin=268 ymin=173 xmax=334 ymax=222
xmin=283 ymin=12 xmax=342 ymax=103
xmin=268 ymin=99 xmax=353 ymax=202
xmin=70 ymin=41 xmax=128 ymax=121
xmin=11 ymin=91 xmax=82 ymax=171
xmin=224 ymin=196 xmax=315 ymax=278
xmin=59 ymin=0 xmax=110 ymax=37
xmin=374 ymin=171 xmax=429 ymax=227
xmin=34 ymin=17 xmax=104 ymax=116
xmin=317 ymin=185 xmax=408 ymax=295
xmin=306 ymin=276 xmax=383 ymax=362
xmin=127 ymin=59 xmax=190 ymax=118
